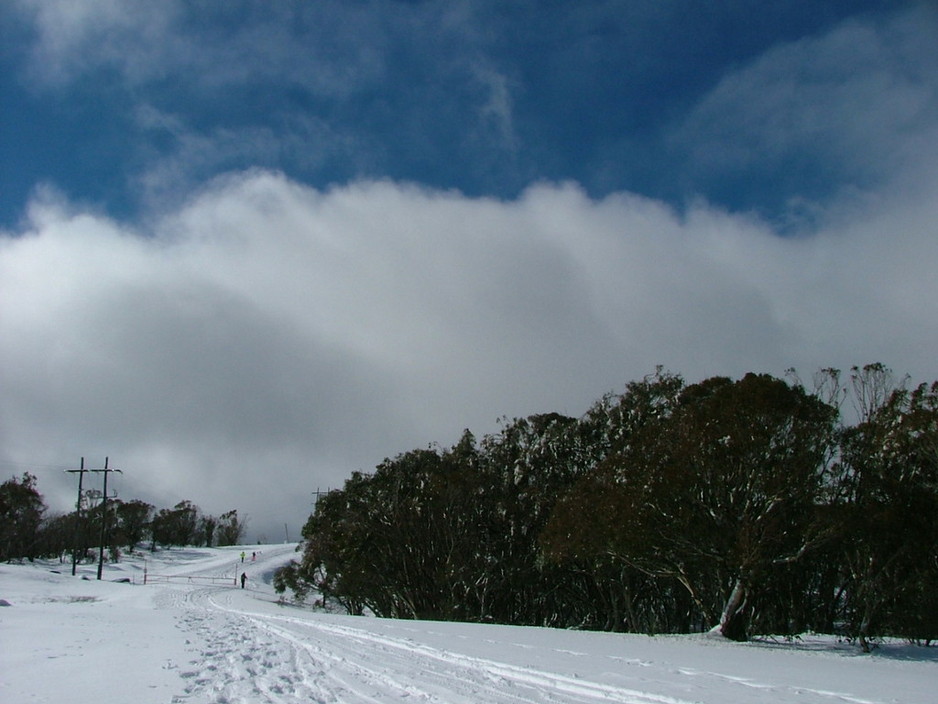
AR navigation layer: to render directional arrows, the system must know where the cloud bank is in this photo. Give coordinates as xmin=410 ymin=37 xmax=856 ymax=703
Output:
xmin=3 ymin=167 xmax=937 ymax=538
xmin=2 ymin=3 xmax=937 ymax=539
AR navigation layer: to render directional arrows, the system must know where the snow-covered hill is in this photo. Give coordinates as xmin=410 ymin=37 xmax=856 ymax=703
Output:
xmin=1 ymin=546 xmax=934 ymax=703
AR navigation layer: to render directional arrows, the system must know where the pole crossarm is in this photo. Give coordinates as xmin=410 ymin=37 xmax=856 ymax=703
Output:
xmin=65 ymin=457 xmax=89 ymax=576
xmin=65 ymin=457 xmax=126 ymax=580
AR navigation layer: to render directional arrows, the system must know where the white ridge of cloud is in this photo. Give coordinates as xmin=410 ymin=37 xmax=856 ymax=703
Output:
xmin=3 ymin=165 xmax=938 ymax=538
xmin=3 ymin=4 xmax=937 ymax=540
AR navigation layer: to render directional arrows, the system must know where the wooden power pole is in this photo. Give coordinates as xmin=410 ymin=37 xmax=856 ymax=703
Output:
xmin=91 ymin=458 xmax=122 ymax=581
xmin=65 ymin=457 xmax=89 ymax=576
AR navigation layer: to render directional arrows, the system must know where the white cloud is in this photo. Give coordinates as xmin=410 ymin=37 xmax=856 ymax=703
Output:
xmin=3 ymin=4 xmax=937 ymax=540
xmin=11 ymin=0 xmax=392 ymax=96
xmin=671 ymin=5 xmax=938 ymax=208
xmin=473 ymin=65 xmax=519 ymax=155
xmin=3 ymin=166 xmax=938 ymax=539
xmin=132 ymin=106 xmax=350 ymax=211
xmin=12 ymin=0 xmax=184 ymax=87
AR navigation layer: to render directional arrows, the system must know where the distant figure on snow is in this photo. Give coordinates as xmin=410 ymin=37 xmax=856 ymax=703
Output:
xmin=240 ymin=551 xmax=246 ymax=563
xmin=252 ymin=551 xmax=256 ymax=561
xmin=240 ymin=572 xmax=247 ymax=589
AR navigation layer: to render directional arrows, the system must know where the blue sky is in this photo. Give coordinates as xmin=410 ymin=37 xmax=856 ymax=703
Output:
xmin=0 ymin=1 xmax=913 ymax=226
xmin=2 ymin=1 xmax=937 ymax=538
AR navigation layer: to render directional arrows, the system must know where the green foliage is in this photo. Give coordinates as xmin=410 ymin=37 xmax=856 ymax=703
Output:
xmin=5 ymin=364 xmax=935 ymax=650
xmin=0 ymin=473 xmax=46 ymax=561
xmin=1 ymin=470 xmax=248 ymax=561
xmin=286 ymin=366 xmax=936 ymax=649
xmin=114 ymin=499 xmax=153 ymax=552
xmin=35 ymin=513 xmax=74 ymax=561
xmin=287 ymin=419 xmax=589 ymax=623
xmin=273 ymin=559 xmax=313 ymax=602
xmin=151 ymin=500 xmax=200 ymax=548
xmin=216 ymin=510 xmax=246 ymax=546
xmin=834 ymin=376 xmax=938 ymax=650
xmin=604 ymin=374 xmax=835 ymax=640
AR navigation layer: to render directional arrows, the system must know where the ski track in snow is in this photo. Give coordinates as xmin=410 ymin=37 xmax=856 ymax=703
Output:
xmin=142 ymin=549 xmax=908 ymax=704
xmin=7 ymin=546 xmax=928 ymax=704
xmin=170 ymin=584 xmax=691 ymax=704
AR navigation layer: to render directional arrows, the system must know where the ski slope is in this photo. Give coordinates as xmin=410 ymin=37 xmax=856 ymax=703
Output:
xmin=1 ymin=545 xmax=934 ymax=703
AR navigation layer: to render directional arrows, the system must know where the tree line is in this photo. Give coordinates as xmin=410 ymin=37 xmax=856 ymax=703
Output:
xmin=274 ymin=365 xmax=938 ymax=651
xmin=0 ymin=477 xmax=247 ymax=565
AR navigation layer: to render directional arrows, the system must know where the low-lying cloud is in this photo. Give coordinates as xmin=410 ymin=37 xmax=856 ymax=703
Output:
xmin=3 ymin=171 xmax=937 ymax=538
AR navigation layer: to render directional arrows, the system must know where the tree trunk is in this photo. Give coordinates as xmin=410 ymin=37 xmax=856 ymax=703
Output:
xmin=719 ymin=577 xmax=749 ymax=641
xmin=858 ymin=601 xmax=874 ymax=653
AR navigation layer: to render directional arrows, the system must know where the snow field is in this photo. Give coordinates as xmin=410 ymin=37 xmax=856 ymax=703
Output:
xmin=1 ymin=545 xmax=935 ymax=703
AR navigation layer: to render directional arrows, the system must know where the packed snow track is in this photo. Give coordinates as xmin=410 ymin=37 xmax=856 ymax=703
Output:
xmin=154 ymin=547 xmax=934 ymax=704
xmin=3 ymin=545 xmax=934 ymax=703
xmin=172 ymin=587 xmax=684 ymax=703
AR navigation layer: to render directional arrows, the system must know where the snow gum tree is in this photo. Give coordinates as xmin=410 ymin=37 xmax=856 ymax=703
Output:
xmin=215 ymin=510 xmax=246 ymax=546
xmin=290 ymin=447 xmax=480 ymax=619
xmin=545 ymin=374 xmax=838 ymax=640
xmin=0 ymin=473 xmax=46 ymax=562
xmin=114 ymin=499 xmax=153 ymax=552
xmin=540 ymin=370 xmax=689 ymax=632
xmin=150 ymin=500 xmax=200 ymax=548
xmin=282 ymin=365 xmax=935 ymax=648
xmin=283 ymin=418 xmax=590 ymax=624
xmin=835 ymin=375 xmax=938 ymax=650
xmin=477 ymin=412 xmax=582 ymax=625
xmin=678 ymin=375 xmax=838 ymax=639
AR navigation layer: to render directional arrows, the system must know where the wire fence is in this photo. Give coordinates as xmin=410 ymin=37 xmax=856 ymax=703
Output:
xmin=144 ymin=573 xmax=239 ymax=586
xmin=143 ymin=562 xmax=242 ymax=587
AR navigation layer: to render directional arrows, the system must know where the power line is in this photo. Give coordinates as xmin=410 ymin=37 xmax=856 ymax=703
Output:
xmin=2 ymin=459 xmax=78 ymax=473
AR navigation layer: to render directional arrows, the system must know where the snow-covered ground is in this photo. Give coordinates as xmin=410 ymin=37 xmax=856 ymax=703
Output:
xmin=1 ymin=545 xmax=934 ymax=703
